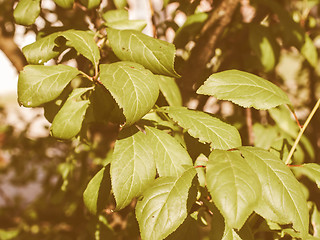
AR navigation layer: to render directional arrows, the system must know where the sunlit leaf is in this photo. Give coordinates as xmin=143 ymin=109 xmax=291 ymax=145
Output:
xmin=106 ymin=20 xmax=147 ymax=32
xmin=51 ymin=87 xmax=91 ymax=139
xmin=107 ymin=28 xmax=180 ymax=77
xmin=145 ymin=126 xmax=193 ymax=177
xmin=100 ymin=62 xmax=159 ymax=125
xmin=18 ymin=65 xmax=79 ymax=107
xmin=13 ymin=0 xmax=40 ymax=25
xmin=301 ymin=34 xmax=318 ymax=67
xmin=239 ymin=147 xmax=309 ymax=239
xmin=113 ymin=0 xmax=127 ymax=9
xmin=83 ymin=165 xmax=111 ymax=215
xmin=103 ymin=9 xmax=128 ymax=22
xmin=22 ymin=32 xmax=61 ymax=64
xmin=79 ymin=0 xmax=101 ymax=9
xmin=164 ymin=107 xmax=241 ymax=150
xmin=197 ymin=70 xmax=290 ymax=109
xmin=206 ymin=150 xmax=261 ymax=229
xmin=111 ymin=126 xmax=156 ymax=210
xmin=136 ymin=168 xmax=196 ymax=240
xmin=157 ymin=75 xmax=182 ymax=106
xmin=297 ymin=163 xmax=320 ymax=189
xmin=53 ymin=0 xmax=74 ymax=8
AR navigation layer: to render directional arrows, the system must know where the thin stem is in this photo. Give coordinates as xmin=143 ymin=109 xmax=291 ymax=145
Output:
xmin=246 ymin=108 xmax=254 ymax=145
xmin=79 ymin=70 xmax=93 ymax=81
xmin=285 ymin=98 xmax=320 ymax=165
xmin=287 ymin=104 xmax=302 ymax=129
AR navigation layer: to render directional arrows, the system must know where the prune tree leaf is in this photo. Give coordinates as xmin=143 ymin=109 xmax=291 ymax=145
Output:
xmin=106 ymin=20 xmax=147 ymax=32
xmin=53 ymin=0 xmax=74 ymax=8
xmin=113 ymin=0 xmax=127 ymax=9
xmin=239 ymin=147 xmax=309 ymax=239
xmin=100 ymin=62 xmax=159 ymax=125
xmin=79 ymin=0 xmax=101 ymax=9
xmin=110 ymin=126 xmax=156 ymax=210
xmin=164 ymin=107 xmax=241 ymax=150
xmin=83 ymin=165 xmax=111 ymax=215
xmin=136 ymin=168 xmax=196 ymax=240
xmin=206 ymin=150 xmax=261 ymax=229
xmin=60 ymin=30 xmax=100 ymax=67
xmin=157 ymin=75 xmax=182 ymax=106
xmin=50 ymin=87 xmax=91 ymax=139
xmin=13 ymin=0 xmax=40 ymax=25
xmin=197 ymin=70 xmax=290 ymax=109
xmin=22 ymin=32 xmax=61 ymax=64
xmin=301 ymin=34 xmax=318 ymax=68
xmin=18 ymin=64 xmax=79 ymax=107
xmin=296 ymin=163 xmax=320 ymax=189
xmin=145 ymin=126 xmax=193 ymax=177
xmin=102 ymin=9 xmax=128 ymax=22
xmin=106 ymin=28 xmax=180 ymax=77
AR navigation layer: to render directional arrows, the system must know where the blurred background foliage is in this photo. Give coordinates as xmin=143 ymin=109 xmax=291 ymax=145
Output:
xmin=1 ymin=0 xmax=320 ymax=239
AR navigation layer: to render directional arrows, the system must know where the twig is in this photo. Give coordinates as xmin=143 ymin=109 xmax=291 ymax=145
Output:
xmin=246 ymin=108 xmax=254 ymax=145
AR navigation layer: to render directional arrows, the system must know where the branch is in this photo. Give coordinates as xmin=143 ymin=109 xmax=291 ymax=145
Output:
xmin=179 ymin=0 xmax=241 ymax=104
xmin=0 ymin=29 xmax=27 ymax=72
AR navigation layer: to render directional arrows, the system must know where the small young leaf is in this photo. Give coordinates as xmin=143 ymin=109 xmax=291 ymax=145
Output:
xmin=106 ymin=20 xmax=147 ymax=32
xmin=13 ymin=0 xmax=40 ymax=25
xmin=18 ymin=65 xmax=79 ymax=107
xmin=145 ymin=126 xmax=193 ymax=177
xmin=197 ymin=70 xmax=290 ymax=109
xmin=53 ymin=0 xmax=74 ymax=8
xmin=103 ymin=9 xmax=129 ymax=23
xmin=83 ymin=165 xmax=111 ymax=215
xmin=79 ymin=0 xmax=101 ymax=9
xmin=111 ymin=126 xmax=156 ymax=210
xmin=22 ymin=32 xmax=61 ymax=64
xmin=157 ymin=75 xmax=182 ymax=106
xmin=301 ymin=34 xmax=318 ymax=68
xmin=60 ymin=30 xmax=100 ymax=67
xmin=113 ymin=0 xmax=127 ymax=9
xmin=164 ymin=107 xmax=241 ymax=150
xmin=239 ymin=147 xmax=309 ymax=239
xmin=135 ymin=168 xmax=196 ymax=240
xmin=100 ymin=62 xmax=159 ymax=125
xmin=106 ymin=28 xmax=180 ymax=77
xmin=51 ymin=87 xmax=91 ymax=139
xmin=206 ymin=150 xmax=261 ymax=229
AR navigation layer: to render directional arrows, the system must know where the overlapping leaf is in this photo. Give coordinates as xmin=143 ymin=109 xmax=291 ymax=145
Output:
xmin=18 ymin=65 xmax=79 ymax=107
xmin=136 ymin=168 xmax=196 ymax=240
xmin=145 ymin=126 xmax=193 ymax=177
xmin=106 ymin=28 xmax=180 ymax=77
xmin=297 ymin=163 xmax=320 ymax=188
xmin=79 ymin=0 xmax=101 ymax=9
xmin=22 ymin=32 xmax=61 ymax=64
xmin=103 ymin=9 xmax=128 ymax=22
xmin=83 ymin=165 xmax=111 ymax=215
xmin=197 ymin=70 xmax=290 ymax=109
xmin=60 ymin=30 xmax=100 ymax=67
xmin=13 ymin=0 xmax=40 ymax=25
xmin=239 ymin=147 xmax=309 ymax=239
xmin=164 ymin=107 xmax=241 ymax=150
xmin=157 ymin=75 xmax=182 ymax=106
xmin=206 ymin=150 xmax=261 ymax=229
xmin=54 ymin=0 xmax=74 ymax=8
xmin=100 ymin=62 xmax=159 ymax=125
xmin=106 ymin=20 xmax=147 ymax=32
xmin=113 ymin=0 xmax=127 ymax=9
xmin=111 ymin=126 xmax=156 ymax=210
xmin=50 ymin=87 xmax=90 ymax=139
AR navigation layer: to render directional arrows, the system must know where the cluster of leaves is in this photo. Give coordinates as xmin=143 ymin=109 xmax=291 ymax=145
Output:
xmin=3 ymin=0 xmax=320 ymax=239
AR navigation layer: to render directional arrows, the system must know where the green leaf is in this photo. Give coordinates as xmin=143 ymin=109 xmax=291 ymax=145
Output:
xmin=22 ymin=32 xmax=61 ymax=64
xmin=106 ymin=20 xmax=147 ymax=32
xmin=197 ymin=70 xmax=290 ymax=109
xmin=106 ymin=28 xmax=180 ymax=77
xmin=222 ymin=227 xmax=242 ymax=240
xmin=301 ymin=34 xmax=318 ymax=68
xmin=239 ymin=147 xmax=309 ymax=239
xmin=53 ymin=0 xmax=74 ymax=8
xmin=195 ymin=154 xmax=207 ymax=188
xmin=102 ymin=9 xmax=129 ymax=22
xmin=135 ymin=168 xmax=196 ymax=240
xmin=249 ymin=23 xmax=277 ymax=72
xmin=166 ymin=216 xmax=200 ymax=240
xmin=13 ymin=0 xmax=40 ymax=25
xmin=297 ymin=163 xmax=320 ymax=188
xmin=110 ymin=126 xmax=156 ymax=210
xmin=18 ymin=65 xmax=79 ymax=107
xmin=83 ymin=165 xmax=111 ymax=215
xmin=164 ymin=107 xmax=241 ymax=150
xmin=100 ymin=62 xmax=159 ymax=125
xmin=50 ymin=87 xmax=91 ymax=139
xmin=79 ymin=0 xmax=101 ymax=9
xmin=253 ymin=123 xmax=278 ymax=150
xmin=206 ymin=150 xmax=261 ymax=229
xmin=311 ymin=204 xmax=320 ymax=238
xmin=113 ymin=0 xmax=127 ymax=9
xmin=157 ymin=75 xmax=182 ymax=106
xmin=145 ymin=126 xmax=193 ymax=177
xmin=60 ymin=30 xmax=100 ymax=67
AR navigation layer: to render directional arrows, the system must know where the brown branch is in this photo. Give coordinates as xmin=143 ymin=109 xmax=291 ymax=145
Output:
xmin=179 ymin=0 xmax=241 ymax=104
xmin=0 ymin=29 xmax=27 ymax=72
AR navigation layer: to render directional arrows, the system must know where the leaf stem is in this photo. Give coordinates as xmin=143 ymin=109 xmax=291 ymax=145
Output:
xmin=79 ymin=70 xmax=93 ymax=81
xmin=287 ymin=104 xmax=302 ymax=129
xmin=285 ymin=98 xmax=320 ymax=165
